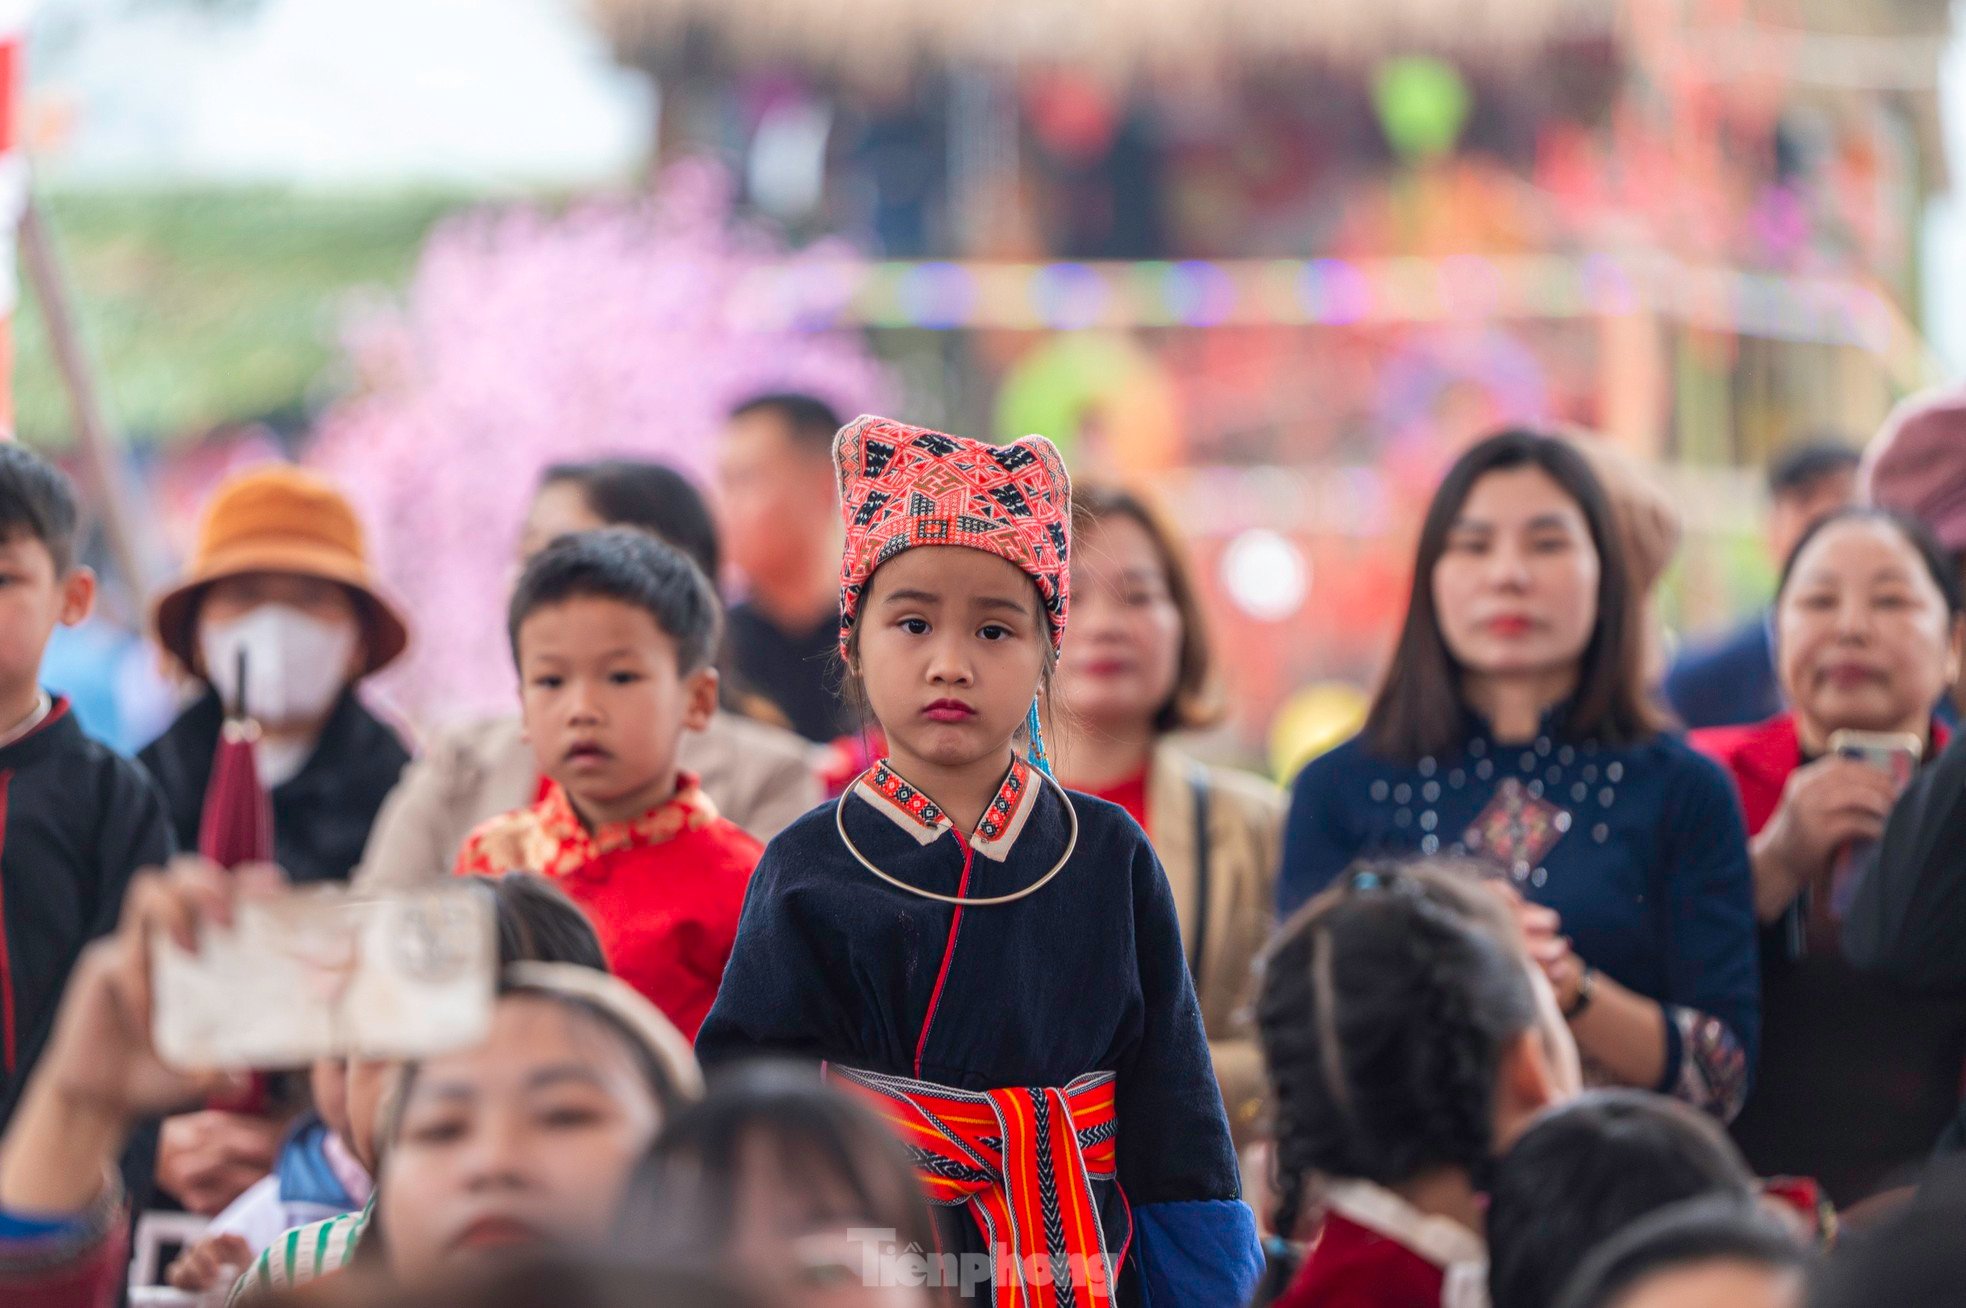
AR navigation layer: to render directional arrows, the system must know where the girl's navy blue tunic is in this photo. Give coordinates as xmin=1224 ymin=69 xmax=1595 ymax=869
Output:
xmin=1278 ymin=717 xmax=1761 ymax=1119
xmin=697 ymin=758 xmax=1262 ymax=1306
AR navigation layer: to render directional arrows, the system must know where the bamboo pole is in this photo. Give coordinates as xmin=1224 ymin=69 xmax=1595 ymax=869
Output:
xmin=19 ymin=194 xmax=150 ymax=602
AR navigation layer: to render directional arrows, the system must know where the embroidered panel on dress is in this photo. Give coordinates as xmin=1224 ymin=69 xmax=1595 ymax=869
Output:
xmin=1460 ymin=777 xmax=1573 ymax=880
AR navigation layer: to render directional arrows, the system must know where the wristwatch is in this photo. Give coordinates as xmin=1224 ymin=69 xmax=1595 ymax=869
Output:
xmin=1563 ymin=967 xmax=1597 ymax=1021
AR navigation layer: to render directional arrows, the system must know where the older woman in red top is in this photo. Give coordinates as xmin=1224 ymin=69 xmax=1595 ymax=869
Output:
xmin=1691 ymin=507 xmax=1966 ymax=1204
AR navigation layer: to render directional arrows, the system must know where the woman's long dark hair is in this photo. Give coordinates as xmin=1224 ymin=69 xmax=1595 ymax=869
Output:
xmin=1365 ymin=429 xmax=1658 ymax=762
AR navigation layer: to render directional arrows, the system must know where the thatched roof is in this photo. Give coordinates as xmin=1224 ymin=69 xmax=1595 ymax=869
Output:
xmin=593 ymin=0 xmax=1620 ymax=82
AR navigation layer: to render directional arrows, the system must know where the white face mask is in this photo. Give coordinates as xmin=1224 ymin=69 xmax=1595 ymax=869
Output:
xmin=199 ymin=603 xmax=359 ymax=727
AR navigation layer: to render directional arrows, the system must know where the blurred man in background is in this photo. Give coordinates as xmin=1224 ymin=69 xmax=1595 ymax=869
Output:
xmin=714 ymin=393 xmax=854 ymax=744
xmin=1664 ymin=437 xmax=1860 ymax=730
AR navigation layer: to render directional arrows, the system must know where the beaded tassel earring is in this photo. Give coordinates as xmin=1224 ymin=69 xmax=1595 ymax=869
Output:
xmin=1026 ymin=699 xmax=1052 ymax=776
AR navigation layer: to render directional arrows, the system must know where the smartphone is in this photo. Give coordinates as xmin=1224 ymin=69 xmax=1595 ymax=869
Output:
xmin=1827 ymin=729 xmax=1923 ymax=789
xmin=152 ymin=883 xmax=495 ymax=1070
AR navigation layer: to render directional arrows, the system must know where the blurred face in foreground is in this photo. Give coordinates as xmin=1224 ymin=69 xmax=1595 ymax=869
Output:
xmin=378 ymin=996 xmax=664 ymax=1285
xmin=723 ymin=1128 xmax=937 ymax=1307
xmin=1610 ymin=1259 xmax=1803 ymax=1308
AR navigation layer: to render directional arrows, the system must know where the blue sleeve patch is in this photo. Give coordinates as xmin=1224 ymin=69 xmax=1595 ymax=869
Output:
xmin=0 ymin=1207 xmax=92 ymax=1241
xmin=1131 ymin=1198 xmax=1263 ymax=1307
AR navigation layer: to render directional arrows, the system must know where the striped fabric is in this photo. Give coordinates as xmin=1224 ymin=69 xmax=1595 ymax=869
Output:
xmin=832 ymin=1065 xmax=1125 ymax=1308
xmin=225 ymin=1198 xmax=371 ymax=1305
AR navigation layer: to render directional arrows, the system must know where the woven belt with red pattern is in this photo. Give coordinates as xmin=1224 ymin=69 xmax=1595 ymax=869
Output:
xmin=831 ymin=1065 xmax=1127 ymax=1308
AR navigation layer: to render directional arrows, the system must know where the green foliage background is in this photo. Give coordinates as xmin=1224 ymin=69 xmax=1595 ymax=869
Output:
xmin=13 ymin=188 xmax=466 ymax=445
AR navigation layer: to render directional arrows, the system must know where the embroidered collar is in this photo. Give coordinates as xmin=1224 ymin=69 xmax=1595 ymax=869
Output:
xmin=495 ymin=774 xmax=719 ymax=882
xmin=0 ymin=692 xmax=53 ymax=750
xmin=853 ymin=756 xmax=1041 ymax=861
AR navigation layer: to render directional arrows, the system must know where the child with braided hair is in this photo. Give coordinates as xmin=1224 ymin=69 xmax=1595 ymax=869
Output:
xmin=1255 ymin=860 xmax=1581 ymax=1308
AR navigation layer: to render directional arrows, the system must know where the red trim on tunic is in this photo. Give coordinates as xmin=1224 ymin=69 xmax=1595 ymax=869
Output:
xmin=914 ymin=834 xmax=975 ymax=1078
xmin=0 ymin=769 xmax=14 ymax=1074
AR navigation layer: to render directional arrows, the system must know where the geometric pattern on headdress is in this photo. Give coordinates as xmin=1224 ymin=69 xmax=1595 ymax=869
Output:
xmin=833 ymin=414 xmax=1072 ymax=658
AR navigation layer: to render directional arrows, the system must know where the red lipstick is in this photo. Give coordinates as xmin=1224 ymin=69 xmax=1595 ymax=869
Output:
xmin=923 ymin=699 xmax=977 ymax=723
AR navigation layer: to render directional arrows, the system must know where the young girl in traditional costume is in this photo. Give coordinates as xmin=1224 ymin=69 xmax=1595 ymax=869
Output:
xmin=696 ymin=416 xmax=1261 ymax=1306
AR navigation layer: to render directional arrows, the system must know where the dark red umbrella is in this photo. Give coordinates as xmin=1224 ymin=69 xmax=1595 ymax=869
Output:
xmin=197 ymin=647 xmax=273 ymax=869
xmin=200 ymin=651 xmax=275 ymax=1111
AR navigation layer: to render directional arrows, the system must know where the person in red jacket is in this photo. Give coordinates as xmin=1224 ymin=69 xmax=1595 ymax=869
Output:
xmin=1690 ymin=507 xmax=1966 ymax=1204
xmin=455 ymin=530 xmax=760 ymax=1040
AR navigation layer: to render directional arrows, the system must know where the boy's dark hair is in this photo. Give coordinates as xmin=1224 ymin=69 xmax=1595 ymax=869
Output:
xmin=1776 ymin=506 xmax=1965 ymax=615
xmin=479 ymin=872 xmax=609 ymax=971
xmin=727 ymin=391 xmax=842 ymax=457
xmin=1768 ymin=437 xmax=1860 ymax=501
xmin=621 ymin=1061 xmax=945 ymax=1301
xmin=1487 ymin=1089 xmax=1757 ymax=1308
xmin=1553 ymin=1195 xmax=1809 ymax=1308
xmin=1253 ymin=859 xmax=1539 ymax=1305
xmin=508 ymin=527 xmax=722 ymax=674
xmin=538 ymin=460 xmax=721 ymax=582
xmin=0 ymin=442 xmax=80 ymax=574
xmin=1364 ymin=429 xmax=1659 ymax=763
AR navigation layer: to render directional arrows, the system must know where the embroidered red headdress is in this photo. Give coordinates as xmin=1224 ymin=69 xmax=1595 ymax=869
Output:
xmin=834 ymin=414 xmax=1072 ymax=659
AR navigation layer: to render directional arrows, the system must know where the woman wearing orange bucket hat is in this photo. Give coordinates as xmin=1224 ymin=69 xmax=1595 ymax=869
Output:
xmin=138 ymin=466 xmax=412 ymax=885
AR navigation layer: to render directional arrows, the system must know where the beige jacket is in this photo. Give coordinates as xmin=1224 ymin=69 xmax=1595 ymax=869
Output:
xmin=1147 ymin=743 xmax=1284 ymax=1148
xmin=355 ymin=711 xmax=820 ymax=889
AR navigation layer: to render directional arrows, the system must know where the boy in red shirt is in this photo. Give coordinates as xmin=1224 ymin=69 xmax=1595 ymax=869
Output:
xmin=455 ymin=528 xmax=761 ymax=1039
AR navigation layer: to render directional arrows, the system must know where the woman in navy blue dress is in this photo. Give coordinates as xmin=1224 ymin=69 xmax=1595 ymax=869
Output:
xmin=1278 ymin=430 xmax=1759 ymax=1120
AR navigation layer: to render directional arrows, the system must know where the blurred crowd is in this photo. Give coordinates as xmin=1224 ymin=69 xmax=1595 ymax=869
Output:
xmin=1 ymin=385 xmax=1966 ymax=1306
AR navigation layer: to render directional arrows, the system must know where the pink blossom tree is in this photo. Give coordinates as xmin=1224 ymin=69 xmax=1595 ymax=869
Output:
xmin=309 ymin=161 xmax=888 ymax=728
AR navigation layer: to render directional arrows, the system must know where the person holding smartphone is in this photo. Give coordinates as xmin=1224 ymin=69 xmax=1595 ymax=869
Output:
xmin=1691 ymin=507 xmax=1966 ymax=1204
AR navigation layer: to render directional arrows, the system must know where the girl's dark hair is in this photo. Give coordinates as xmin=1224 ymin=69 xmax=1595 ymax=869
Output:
xmin=1072 ymin=483 xmax=1222 ymax=734
xmin=1366 ymin=429 xmax=1659 ymax=762
xmin=540 ymin=459 xmax=721 ymax=583
xmin=1553 ymin=1195 xmax=1809 ymax=1308
xmin=479 ymin=872 xmax=609 ymax=972
xmin=1775 ymin=506 xmax=1966 ymax=617
xmin=1253 ymin=859 xmax=1539 ymax=1304
xmin=1486 ymin=1089 xmax=1757 ymax=1308
xmin=620 ymin=1061 xmax=945 ymax=1301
